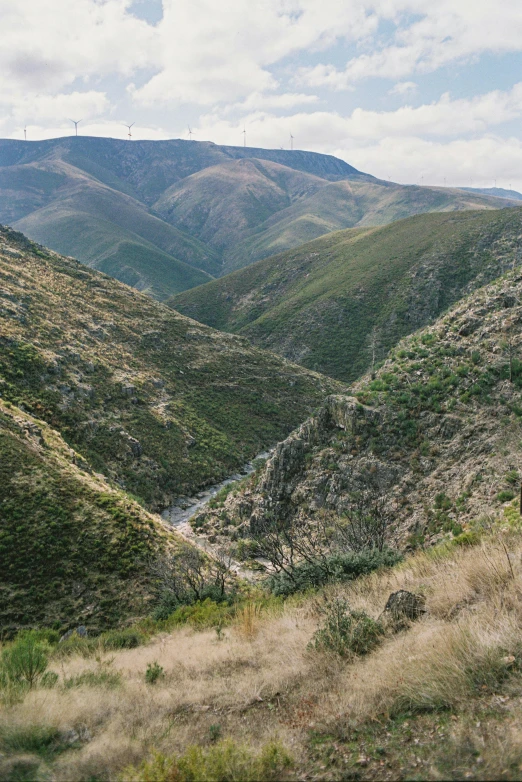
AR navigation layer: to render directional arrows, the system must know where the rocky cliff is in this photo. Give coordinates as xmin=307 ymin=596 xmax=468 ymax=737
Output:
xmin=195 ymin=267 xmax=522 ymax=550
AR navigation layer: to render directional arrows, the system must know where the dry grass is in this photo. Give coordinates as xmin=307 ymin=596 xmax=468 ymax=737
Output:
xmin=4 ymin=532 xmax=522 ymax=780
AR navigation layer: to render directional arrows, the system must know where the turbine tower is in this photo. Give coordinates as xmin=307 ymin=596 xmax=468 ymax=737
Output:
xmin=70 ymin=119 xmax=82 ymax=136
xmin=24 ymin=126 xmax=27 ymax=141
xmin=242 ymin=127 xmax=246 ymax=147
xmin=290 ymin=133 xmax=294 ymax=151
xmin=125 ymin=122 xmax=135 ymax=140
xmin=188 ymin=125 xmax=194 ymax=140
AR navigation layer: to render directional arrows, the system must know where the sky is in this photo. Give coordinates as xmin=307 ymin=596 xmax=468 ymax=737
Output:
xmin=1 ymin=0 xmax=522 ymax=190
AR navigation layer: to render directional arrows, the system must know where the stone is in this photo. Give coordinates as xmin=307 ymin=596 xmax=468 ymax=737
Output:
xmin=382 ymin=590 xmax=426 ymax=623
xmin=59 ymin=625 xmax=88 ymax=643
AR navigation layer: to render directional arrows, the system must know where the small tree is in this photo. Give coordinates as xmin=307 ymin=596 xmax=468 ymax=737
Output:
xmin=1 ymin=632 xmax=50 ymax=689
xmin=336 ymin=489 xmax=392 ymax=552
xmin=152 ymin=542 xmax=234 ymax=613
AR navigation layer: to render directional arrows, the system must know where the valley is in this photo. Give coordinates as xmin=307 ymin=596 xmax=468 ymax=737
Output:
xmin=2 ymin=140 xmax=522 ymax=782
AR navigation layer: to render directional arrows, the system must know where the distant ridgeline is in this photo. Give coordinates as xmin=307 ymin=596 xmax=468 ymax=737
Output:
xmin=0 ymin=136 xmax=518 ymax=299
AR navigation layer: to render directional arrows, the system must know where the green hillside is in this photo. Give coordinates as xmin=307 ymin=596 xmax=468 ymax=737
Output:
xmin=0 ymin=399 xmax=175 ymax=632
xmin=171 ymin=207 xmax=522 ymax=381
xmin=15 ymin=209 xmax=211 ymax=300
xmin=0 ymin=225 xmax=341 ymax=512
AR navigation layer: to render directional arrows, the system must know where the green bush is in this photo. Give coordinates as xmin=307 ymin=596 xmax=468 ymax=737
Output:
xmin=311 ymin=598 xmax=384 ymax=658
xmin=0 ymin=631 xmax=50 ymax=689
xmin=497 ymin=490 xmax=515 ymax=503
xmin=145 ymin=661 xmax=164 ymax=685
xmin=0 ymin=724 xmax=60 ymax=756
xmin=120 ymin=739 xmax=293 ymax=782
xmin=269 ymin=549 xmax=402 ymax=596
xmin=101 ymin=628 xmax=146 ymax=650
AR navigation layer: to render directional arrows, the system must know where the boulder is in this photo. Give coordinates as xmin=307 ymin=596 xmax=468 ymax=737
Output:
xmin=382 ymin=590 xmax=426 ymax=625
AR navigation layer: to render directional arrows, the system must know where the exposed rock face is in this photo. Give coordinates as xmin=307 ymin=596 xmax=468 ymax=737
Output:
xmin=196 ymin=268 xmax=522 ymax=549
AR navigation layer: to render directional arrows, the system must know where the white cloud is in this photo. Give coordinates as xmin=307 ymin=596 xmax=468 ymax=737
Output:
xmin=388 ymin=80 xmax=417 ymax=96
xmin=297 ymin=1 xmax=522 ymax=88
xmin=131 ymin=0 xmax=378 ymax=106
xmin=0 ymin=0 xmax=156 ymax=94
xmin=6 ymin=91 xmax=109 ymax=124
xmin=344 ymin=135 xmax=522 ymax=191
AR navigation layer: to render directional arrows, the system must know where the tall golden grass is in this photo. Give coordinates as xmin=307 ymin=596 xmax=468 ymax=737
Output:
xmin=3 ymin=531 xmax=522 ymax=780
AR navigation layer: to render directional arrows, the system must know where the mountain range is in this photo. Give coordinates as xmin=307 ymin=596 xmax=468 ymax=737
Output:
xmin=0 ymin=136 xmax=518 ymax=299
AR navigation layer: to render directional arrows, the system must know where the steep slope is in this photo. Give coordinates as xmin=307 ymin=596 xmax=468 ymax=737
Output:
xmin=1 ymin=137 xmax=517 ymax=289
xmin=154 ymin=158 xmax=328 ymax=257
xmin=195 ymin=266 xmax=522 ymax=551
xmin=0 ymin=398 xmax=175 ymax=632
xmin=0 ymin=225 xmax=341 ymax=511
xmin=171 ymin=207 xmax=522 ymax=381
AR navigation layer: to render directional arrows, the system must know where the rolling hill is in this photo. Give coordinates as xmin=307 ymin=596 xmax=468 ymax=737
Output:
xmin=170 ymin=206 xmax=522 ymax=382
xmin=0 ymin=225 xmax=341 ymax=514
xmin=0 ymin=137 xmax=517 ymax=295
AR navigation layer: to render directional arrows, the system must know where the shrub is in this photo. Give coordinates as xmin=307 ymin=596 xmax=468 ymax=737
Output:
xmin=269 ymin=549 xmax=402 ymax=596
xmin=101 ymin=628 xmax=146 ymax=650
xmin=0 ymin=631 xmax=50 ymax=689
xmin=120 ymin=740 xmax=293 ymax=782
xmin=497 ymin=490 xmax=515 ymax=503
xmin=0 ymin=724 xmax=60 ymax=756
xmin=311 ymin=598 xmax=384 ymax=658
xmin=145 ymin=661 xmax=164 ymax=685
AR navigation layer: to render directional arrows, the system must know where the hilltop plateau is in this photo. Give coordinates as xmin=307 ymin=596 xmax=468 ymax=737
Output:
xmin=0 ymin=137 xmax=516 ymax=296
xmin=171 ymin=206 xmax=522 ymax=381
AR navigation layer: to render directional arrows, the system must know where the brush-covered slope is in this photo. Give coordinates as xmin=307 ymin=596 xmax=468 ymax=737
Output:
xmin=171 ymin=207 xmax=522 ymax=382
xmin=0 ymin=398 xmax=175 ymax=632
xmin=0 ymin=137 xmax=516 ymax=289
xmin=0 ymin=226 xmax=341 ymax=511
xmin=195 ymin=265 xmax=522 ymax=550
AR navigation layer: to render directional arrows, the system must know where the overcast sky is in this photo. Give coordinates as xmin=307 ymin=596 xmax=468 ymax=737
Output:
xmin=2 ymin=0 xmax=522 ymax=190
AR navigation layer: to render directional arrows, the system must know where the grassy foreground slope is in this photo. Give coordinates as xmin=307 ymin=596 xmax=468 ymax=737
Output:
xmin=171 ymin=206 xmax=522 ymax=381
xmin=4 ymin=527 xmax=522 ymax=781
xmin=0 ymin=226 xmax=341 ymax=511
xmin=0 ymin=399 xmax=174 ymax=632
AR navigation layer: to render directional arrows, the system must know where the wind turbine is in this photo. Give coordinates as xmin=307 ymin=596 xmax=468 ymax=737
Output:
xmin=242 ymin=126 xmax=246 ymax=147
xmin=70 ymin=119 xmax=82 ymax=136
xmin=290 ymin=133 xmax=294 ymax=151
xmin=23 ymin=126 xmax=27 ymax=141
xmin=187 ymin=125 xmax=194 ymax=140
xmin=124 ymin=122 xmax=135 ymax=140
